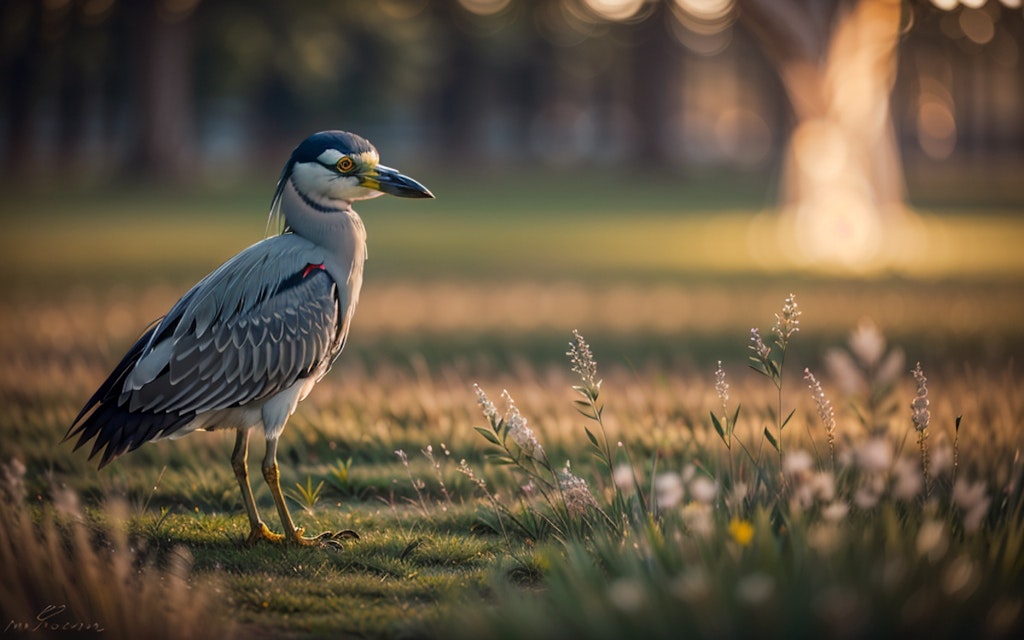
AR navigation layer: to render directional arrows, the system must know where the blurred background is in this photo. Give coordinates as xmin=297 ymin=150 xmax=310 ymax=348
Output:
xmin=1 ymin=0 xmax=1023 ymax=367
xmin=2 ymin=0 xmax=1021 ymax=190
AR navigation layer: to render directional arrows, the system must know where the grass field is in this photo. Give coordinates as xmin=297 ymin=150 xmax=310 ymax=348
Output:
xmin=1 ymin=174 xmax=1023 ymax=638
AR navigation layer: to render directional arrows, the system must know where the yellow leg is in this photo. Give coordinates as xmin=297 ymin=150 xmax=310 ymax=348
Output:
xmin=261 ymin=437 xmax=359 ymax=547
xmin=232 ymin=429 xmax=283 ymax=545
xmin=261 ymin=437 xmax=305 ymax=543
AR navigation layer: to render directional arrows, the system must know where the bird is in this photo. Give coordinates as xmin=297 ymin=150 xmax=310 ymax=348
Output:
xmin=64 ymin=130 xmax=433 ymax=547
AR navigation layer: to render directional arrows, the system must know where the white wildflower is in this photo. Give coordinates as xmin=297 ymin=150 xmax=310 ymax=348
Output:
xmin=654 ymin=472 xmax=685 ymax=509
xmin=688 ymin=475 xmax=718 ymax=504
xmin=855 ymin=439 xmax=893 ymax=473
xmin=809 ymin=471 xmax=836 ymax=502
xmin=783 ymin=449 xmax=814 ymax=477
xmin=849 ymin=318 xmax=886 ymax=367
xmin=613 ymin=464 xmax=635 ymax=491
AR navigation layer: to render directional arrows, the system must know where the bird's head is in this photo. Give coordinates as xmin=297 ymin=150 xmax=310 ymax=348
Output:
xmin=272 ymin=131 xmax=433 ymax=213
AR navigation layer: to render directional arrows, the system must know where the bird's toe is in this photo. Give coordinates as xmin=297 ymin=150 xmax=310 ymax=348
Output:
xmin=246 ymin=522 xmax=286 ymax=546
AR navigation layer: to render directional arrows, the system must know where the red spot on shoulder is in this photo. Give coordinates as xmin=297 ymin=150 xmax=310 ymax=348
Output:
xmin=302 ymin=263 xmax=326 ymax=278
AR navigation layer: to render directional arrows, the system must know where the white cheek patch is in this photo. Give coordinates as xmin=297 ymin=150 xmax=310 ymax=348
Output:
xmin=317 ymin=149 xmax=344 ymax=166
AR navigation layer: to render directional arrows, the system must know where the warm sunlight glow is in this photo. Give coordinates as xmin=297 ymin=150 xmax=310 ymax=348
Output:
xmin=673 ymin=0 xmax=735 ymax=21
xmin=918 ymin=100 xmax=957 ymax=160
xmin=583 ymin=0 xmax=646 ymax=21
xmin=780 ymin=0 xmax=913 ymax=272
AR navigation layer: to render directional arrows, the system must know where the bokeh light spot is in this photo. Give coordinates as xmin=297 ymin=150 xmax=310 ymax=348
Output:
xmin=457 ymin=0 xmax=513 ymax=17
xmin=959 ymin=9 xmax=995 ymax=45
xmin=582 ymin=0 xmax=646 ymax=22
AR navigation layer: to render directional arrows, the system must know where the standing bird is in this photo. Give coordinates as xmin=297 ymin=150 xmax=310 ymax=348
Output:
xmin=65 ymin=131 xmax=432 ymax=546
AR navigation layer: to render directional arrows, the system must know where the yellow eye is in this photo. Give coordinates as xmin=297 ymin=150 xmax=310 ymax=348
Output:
xmin=336 ymin=156 xmax=356 ymax=173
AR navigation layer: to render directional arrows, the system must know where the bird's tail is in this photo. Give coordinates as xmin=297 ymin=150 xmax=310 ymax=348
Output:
xmin=65 ymin=324 xmax=194 ymax=468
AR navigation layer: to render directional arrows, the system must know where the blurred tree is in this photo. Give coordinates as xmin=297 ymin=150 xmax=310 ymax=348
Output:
xmin=129 ymin=0 xmax=200 ymax=181
xmin=737 ymin=0 xmax=907 ymax=265
xmin=1 ymin=0 xmax=44 ymax=177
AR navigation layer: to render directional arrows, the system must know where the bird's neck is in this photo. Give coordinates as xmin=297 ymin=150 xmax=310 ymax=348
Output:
xmin=280 ymin=179 xmax=367 ymax=272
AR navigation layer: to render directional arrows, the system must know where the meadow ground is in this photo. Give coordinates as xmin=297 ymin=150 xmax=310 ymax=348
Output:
xmin=1 ymin=172 xmax=1023 ymax=638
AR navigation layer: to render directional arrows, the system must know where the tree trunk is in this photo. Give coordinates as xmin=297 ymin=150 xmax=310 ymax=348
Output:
xmin=130 ymin=0 xmax=199 ymax=182
xmin=740 ymin=0 xmax=907 ymax=267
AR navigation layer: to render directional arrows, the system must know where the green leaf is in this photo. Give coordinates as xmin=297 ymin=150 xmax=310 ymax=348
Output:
xmin=764 ymin=427 xmax=779 ymax=452
xmin=485 ymin=453 xmax=516 ymax=465
xmin=474 ymin=426 xmax=501 ymax=446
xmin=780 ymin=407 xmax=797 ymax=429
xmin=731 ymin=404 xmax=742 ymax=429
xmin=710 ymin=412 xmax=725 ymax=439
xmin=584 ymin=427 xmax=601 ymax=449
xmin=748 ymin=358 xmax=770 ymax=377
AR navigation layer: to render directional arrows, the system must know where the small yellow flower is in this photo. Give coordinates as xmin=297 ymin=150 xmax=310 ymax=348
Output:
xmin=728 ymin=517 xmax=755 ymax=547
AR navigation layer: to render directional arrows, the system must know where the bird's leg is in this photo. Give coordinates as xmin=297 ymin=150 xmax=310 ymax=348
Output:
xmin=261 ymin=437 xmax=359 ymax=547
xmin=232 ymin=429 xmax=283 ymax=545
xmin=260 ymin=436 xmax=306 ymax=543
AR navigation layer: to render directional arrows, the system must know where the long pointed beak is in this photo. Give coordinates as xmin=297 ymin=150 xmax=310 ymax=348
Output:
xmin=362 ymin=165 xmax=434 ymax=199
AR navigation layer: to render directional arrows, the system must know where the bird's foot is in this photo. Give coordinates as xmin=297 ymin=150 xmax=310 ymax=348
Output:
xmin=287 ymin=526 xmax=360 ymax=549
xmin=245 ymin=521 xmax=286 ymax=546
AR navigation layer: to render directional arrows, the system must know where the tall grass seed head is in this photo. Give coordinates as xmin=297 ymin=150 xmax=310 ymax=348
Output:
xmin=567 ymin=329 xmax=601 ymax=392
xmin=474 ymin=383 xmax=499 ymax=426
xmin=501 ymin=389 xmax=545 ymax=462
xmin=558 ymin=461 xmax=599 ymax=516
xmin=804 ymin=368 xmax=837 ymax=442
xmin=772 ymin=293 xmax=801 ymax=346
xmin=910 ymin=362 xmax=930 ymax=433
xmin=749 ymin=327 xmax=771 ymax=361
xmin=714 ymin=361 xmax=729 ymax=414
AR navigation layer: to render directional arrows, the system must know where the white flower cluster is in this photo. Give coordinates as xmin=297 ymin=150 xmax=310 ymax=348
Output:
xmin=558 ymin=462 xmax=598 ymax=516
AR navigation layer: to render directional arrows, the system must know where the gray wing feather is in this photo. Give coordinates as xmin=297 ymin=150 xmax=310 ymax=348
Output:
xmin=120 ymin=235 xmax=345 ymax=418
